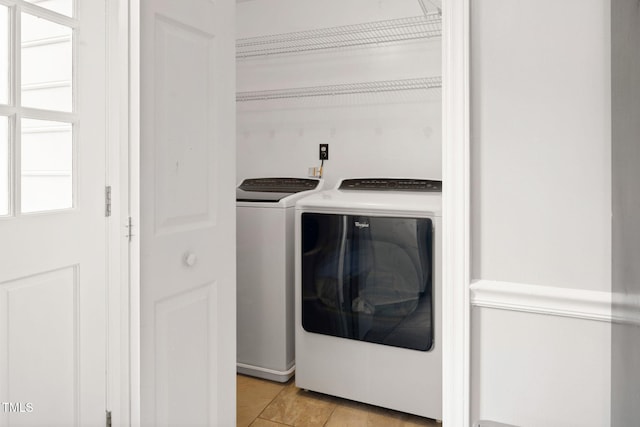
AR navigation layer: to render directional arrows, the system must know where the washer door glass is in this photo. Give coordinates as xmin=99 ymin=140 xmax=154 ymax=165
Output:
xmin=301 ymin=213 xmax=434 ymax=351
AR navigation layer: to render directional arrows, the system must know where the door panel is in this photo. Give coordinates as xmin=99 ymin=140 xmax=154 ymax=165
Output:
xmin=0 ymin=1 xmax=107 ymax=426
xmin=140 ymin=0 xmax=236 ymax=425
xmin=154 ymin=15 xmax=217 ymax=234
xmin=154 ymin=285 xmax=218 ymax=426
xmin=2 ymin=268 xmax=77 ymax=424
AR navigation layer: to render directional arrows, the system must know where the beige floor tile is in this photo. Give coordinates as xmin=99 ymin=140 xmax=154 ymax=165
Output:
xmin=237 ymin=375 xmax=288 ymax=427
xmin=250 ymin=419 xmax=290 ymax=427
xmin=399 ymin=412 xmax=441 ymax=427
xmin=259 ymin=381 xmax=338 ymax=427
xmin=325 ymin=400 xmax=440 ymax=427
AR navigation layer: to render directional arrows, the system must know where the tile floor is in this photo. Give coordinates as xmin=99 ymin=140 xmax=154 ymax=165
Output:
xmin=237 ymin=374 xmax=441 ymax=427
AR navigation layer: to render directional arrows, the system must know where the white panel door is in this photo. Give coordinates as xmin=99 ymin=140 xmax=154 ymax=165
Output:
xmin=139 ymin=0 xmax=236 ymax=426
xmin=0 ymin=1 xmax=107 ymax=426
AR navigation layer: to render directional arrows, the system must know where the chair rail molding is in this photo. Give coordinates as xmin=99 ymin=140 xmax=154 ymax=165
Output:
xmin=470 ymin=280 xmax=612 ymax=322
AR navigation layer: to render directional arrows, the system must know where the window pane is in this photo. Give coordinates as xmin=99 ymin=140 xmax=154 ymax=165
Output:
xmin=21 ymin=13 xmax=73 ymax=112
xmin=24 ymin=0 xmax=73 ymax=18
xmin=21 ymin=118 xmax=72 ymax=213
xmin=0 ymin=6 xmax=8 ymax=104
xmin=0 ymin=117 xmax=8 ymax=216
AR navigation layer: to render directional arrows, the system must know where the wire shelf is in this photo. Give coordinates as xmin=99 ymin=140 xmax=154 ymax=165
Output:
xmin=236 ymin=76 xmax=442 ymax=102
xmin=236 ymin=12 xmax=441 ymax=59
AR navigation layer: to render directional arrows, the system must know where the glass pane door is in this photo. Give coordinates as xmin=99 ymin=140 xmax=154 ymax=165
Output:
xmin=0 ymin=5 xmax=8 ymax=215
xmin=0 ymin=116 xmax=8 ymax=216
xmin=1 ymin=1 xmax=76 ymax=216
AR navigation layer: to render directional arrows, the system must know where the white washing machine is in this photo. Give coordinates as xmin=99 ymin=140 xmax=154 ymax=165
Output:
xmin=236 ymin=177 xmax=324 ymax=382
xmin=295 ymin=178 xmax=442 ymax=419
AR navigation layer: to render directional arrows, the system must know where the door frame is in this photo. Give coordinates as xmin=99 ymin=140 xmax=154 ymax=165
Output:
xmin=106 ymin=0 xmax=139 ymax=426
xmin=442 ymin=0 xmax=471 ymax=425
xmin=116 ymin=0 xmax=473 ymax=425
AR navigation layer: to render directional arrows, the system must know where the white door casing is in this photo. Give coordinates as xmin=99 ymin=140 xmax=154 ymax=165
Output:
xmin=0 ymin=1 xmax=108 ymax=426
xmin=442 ymin=0 xmax=471 ymax=425
xmin=139 ymin=0 xmax=236 ymax=426
xmin=106 ymin=0 xmax=134 ymax=425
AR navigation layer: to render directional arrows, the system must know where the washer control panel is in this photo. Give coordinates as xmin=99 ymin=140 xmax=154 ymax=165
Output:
xmin=339 ymin=178 xmax=442 ymax=192
xmin=239 ymin=178 xmax=320 ymax=193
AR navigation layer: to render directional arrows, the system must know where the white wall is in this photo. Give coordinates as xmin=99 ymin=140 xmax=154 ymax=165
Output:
xmin=471 ymin=0 xmax=611 ymax=292
xmin=471 ymin=308 xmax=610 ymax=427
xmin=470 ymin=0 xmax=612 ymax=425
xmin=236 ymin=0 xmax=442 ymax=189
xmin=611 ymin=0 xmax=640 ymax=425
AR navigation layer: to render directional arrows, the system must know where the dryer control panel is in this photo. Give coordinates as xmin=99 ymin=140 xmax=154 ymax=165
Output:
xmin=339 ymin=178 xmax=442 ymax=192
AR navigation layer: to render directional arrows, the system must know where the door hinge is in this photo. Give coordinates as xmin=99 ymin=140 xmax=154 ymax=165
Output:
xmin=105 ymin=186 xmax=112 ymax=217
xmin=126 ymin=216 xmax=133 ymax=242
xmin=106 ymin=410 xmax=112 ymax=427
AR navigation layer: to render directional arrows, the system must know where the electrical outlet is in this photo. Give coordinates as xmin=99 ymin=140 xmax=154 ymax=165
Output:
xmin=319 ymin=144 xmax=329 ymax=160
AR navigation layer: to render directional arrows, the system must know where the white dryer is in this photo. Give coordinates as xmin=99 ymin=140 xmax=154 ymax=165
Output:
xmin=236 ymin=177 xmax=324 ymax=382
xmin=295 ymin=178 xmax=442 ymax=419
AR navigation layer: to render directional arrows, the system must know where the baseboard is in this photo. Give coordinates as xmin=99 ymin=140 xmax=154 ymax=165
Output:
xmin=470 ymin=280 xmax=612 ymax=322
xmin=236 ymin=362 xmax=295 ymax=383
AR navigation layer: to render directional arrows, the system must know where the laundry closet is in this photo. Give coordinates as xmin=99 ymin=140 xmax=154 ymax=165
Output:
xmin=234 ymin=0 xmax=444 ymax=421
xmin=235 ymin=0 xmax=442 ymax=187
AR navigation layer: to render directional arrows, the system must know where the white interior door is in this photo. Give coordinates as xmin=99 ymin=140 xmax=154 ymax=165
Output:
xmin=139 ymin=0 xmax=236 ymax=425
xmin=0 ymin=1 xmax=107 ymax=426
